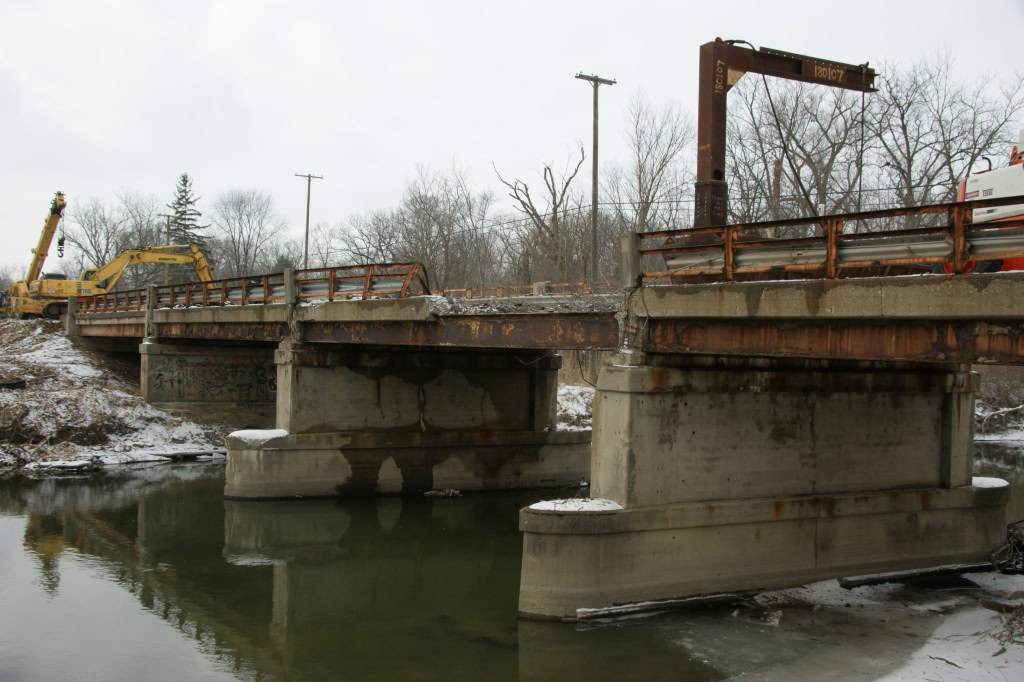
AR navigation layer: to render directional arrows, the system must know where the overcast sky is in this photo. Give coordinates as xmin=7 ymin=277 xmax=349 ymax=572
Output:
xmin=1 ymin=0 xmax=1021 ymax=273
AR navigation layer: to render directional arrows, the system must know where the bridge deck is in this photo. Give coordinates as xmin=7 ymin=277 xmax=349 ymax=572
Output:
xmin=70 ymin=272 xmax=1024 ymax=364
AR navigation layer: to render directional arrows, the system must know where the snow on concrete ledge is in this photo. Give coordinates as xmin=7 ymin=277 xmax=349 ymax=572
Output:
xmin=529 ymin=498 xmax=623 ymax=512
xmin=971 ymin=476 xmax=1010 ymax=488
xmin=227 ymin=428 xmax=289 ymax=447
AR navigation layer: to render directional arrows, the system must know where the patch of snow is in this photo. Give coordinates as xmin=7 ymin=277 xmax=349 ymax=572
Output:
xmin=425 ymin=295 xmax=450 ymax=316
xmin=24 ymin=460 xmax=94 ymax=470
xmin=972 ymin=476 xmax=1010 ymax=488
xmin=223 ymin=554 xmax=278 ymax=567
xmin=94 ymin=452 xmax=177 ymax=466
xmin=756 ymin=578 xmax=902 ymax=608
xmin=876 ymin=606 xmax=1024 ymax=681
xmin=228 ymin=428 xmax=289 ymax=446
xmin=529 ymin=498 xmax=623 ymax=512
xmin=557 ymin=384 xmax=594 ymax=431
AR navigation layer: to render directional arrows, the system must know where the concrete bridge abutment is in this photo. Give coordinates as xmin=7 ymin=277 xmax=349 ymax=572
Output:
xmin=224 ymin=343 xmax=590 ymax=498
xmin=518 ymin=354 xmax=1008 ymax=619
xmin=139 ymin=337 xmax=277 ymax=408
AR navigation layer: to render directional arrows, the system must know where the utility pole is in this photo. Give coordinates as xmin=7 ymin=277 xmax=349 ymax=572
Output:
xmin=575 ymin=72 xmax=616 ymax=283
xmin=157 ymin=213 xmax=174 ymax=285
xmin=295 ymin=173 xmax=323 ymax=269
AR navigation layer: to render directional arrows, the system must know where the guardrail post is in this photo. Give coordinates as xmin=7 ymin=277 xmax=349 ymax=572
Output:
xmin=826 ymin=218 xmax=838 ymax=279
xmin=620 ymin=232 xmax=642 ymax=291
xmin=284 ymin=268 xmax=297 ymax=304
xmin=723 ymin=227 xmax=735 ymax=281
xmin=532 ymin=281 xmax=550 ymax=296
xmin=951 ymin=205 xmax=967 ymax=274
xmin=145 ymin=284 xmax=157 ymax=339
xmin=65 ymin=296 xmax=81 ymax=340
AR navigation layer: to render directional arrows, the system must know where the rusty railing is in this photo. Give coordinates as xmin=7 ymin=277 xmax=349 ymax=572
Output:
xmin=640 ymin=194 xmax=1024 ymax=282
xmin=78 ymin=263 xmax=430 ymax=313
xmin=295 ymin=262 xmax=430 ymax=302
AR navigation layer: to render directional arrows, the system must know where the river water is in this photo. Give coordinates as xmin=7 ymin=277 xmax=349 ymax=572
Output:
xmin=1 ymin=443 xmax=1022 ymax=682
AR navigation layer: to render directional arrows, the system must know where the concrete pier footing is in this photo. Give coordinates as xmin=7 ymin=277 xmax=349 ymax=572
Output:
xmin=518 ymin=355 xmax=1008 ymax=619
xmin=225 ymin=344 xmax=590 ymax=498
xmin=225 ymin=429 xmax=590 ymax=498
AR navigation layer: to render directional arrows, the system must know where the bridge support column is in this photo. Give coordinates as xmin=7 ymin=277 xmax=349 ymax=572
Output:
xmin=518 ymin=354 xmax=1008 ymax=619
xmin=225 ymin=344 xmax=590 ymax=498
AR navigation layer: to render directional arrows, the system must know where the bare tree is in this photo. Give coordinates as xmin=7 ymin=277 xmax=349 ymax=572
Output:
xmin=115 ymin=190 xmax=164 ymax=289
xmin=496 ymin=147 xmax=587 ymax=281
xmin=606 ymin=91 xmax=696 ymax=233
xmin=870 ymin=53 xmax=1024 ymax=227
xmin=723 ymin=54 xmax=1023 ymax=236
xmin=341 ymin=165 xmax=498 ymax=289
xmin=0 ymin=263 xmax=19 ymax=289
xmin=65 ymin=197 xmax=128 ymax=271
xmin=343 ymin=210 xmax=403 ymax=264
xmin=210 ymin=189 xmax=286 ymax=278
xmin=726 ymin=79 xmax=866 ymax=231
xmin=307 ymin=221 xmax=343 ymax=269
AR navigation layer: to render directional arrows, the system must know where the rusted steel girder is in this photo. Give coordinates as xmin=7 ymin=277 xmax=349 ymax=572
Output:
xmin=78 ymin=323 xmax=146 ymax=337
xmin=647 ymin=319 xmax=1024 ymax=365
xmin=695 ymin=40 xmax=875 ymax=228
xmin=157 ymin=322 xmax=289 ymax=342
xmin=302 ymin=313 xmax=619 ymax=350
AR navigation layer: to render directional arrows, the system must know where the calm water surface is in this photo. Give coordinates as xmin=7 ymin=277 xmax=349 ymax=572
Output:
xmin=1 ymin=443 xmax=1022 ymax=682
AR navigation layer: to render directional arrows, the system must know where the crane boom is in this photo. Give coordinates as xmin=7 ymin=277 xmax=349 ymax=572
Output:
xmin=25 ymin=192 xmax=66 ymax=283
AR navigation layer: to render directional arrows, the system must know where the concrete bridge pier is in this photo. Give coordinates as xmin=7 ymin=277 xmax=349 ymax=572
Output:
xmin=224 ymin=342 xmax=590 ymax=498
xmin=518 ymin=353 xmax=1009 ymax=619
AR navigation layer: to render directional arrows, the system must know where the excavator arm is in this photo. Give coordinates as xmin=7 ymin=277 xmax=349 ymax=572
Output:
xmin=80 ymin=244 xmax=215 ymax=293
xmin=25 ymin=192 xmax=66 ymax=283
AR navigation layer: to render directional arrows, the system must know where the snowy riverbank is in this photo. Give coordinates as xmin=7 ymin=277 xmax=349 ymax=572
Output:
xmin=0 ymin=320 xmax=235 ymax=472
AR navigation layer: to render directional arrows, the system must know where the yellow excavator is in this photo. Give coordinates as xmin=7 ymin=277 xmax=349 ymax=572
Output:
xmin=5 ymin=192 xmax=216 ymax=319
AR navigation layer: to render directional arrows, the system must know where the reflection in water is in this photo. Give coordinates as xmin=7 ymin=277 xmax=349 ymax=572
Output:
xmin=6 ymin=465 xmax=674 ymax=681
xmin=23 ymin=513 xmax=66 ymax=595
xmin=1 ymin=446 xmax=1022 ymax=681
xmin=976 ymin=441 xmax=1024 ymax=521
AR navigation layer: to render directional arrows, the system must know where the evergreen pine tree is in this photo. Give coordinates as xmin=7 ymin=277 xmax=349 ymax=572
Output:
xmin=165 ymin=173 xmax=211 ymax=283
xmin=166 ymin=173 xmax=209 ymax=249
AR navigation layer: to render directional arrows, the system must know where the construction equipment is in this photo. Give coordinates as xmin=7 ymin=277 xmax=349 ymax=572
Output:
xmin=5 ymin=191 xmax=67 ymax=319
xmin=6 ymin=193 xmax=215 ymax=318
xmin=947 ymin=128 xmax=1024 ymax=273
xmin=8 ymin=244 xmax=215 ymax=319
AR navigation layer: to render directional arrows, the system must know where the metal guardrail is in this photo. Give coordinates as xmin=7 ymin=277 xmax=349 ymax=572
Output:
xmin=77 ymin=262 xmax=430 ymax=313
xmin=295 ymin=262 xmax=430 ymax=302
xmin=74 ymin=196 xmax=1024 ymax=314
xmin=641 ymin=194 xmax=1024 ymax=281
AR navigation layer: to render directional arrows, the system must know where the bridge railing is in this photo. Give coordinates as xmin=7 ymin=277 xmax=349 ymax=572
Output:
xmin=77 ymin=263 xmax=432 ymax=313
xmin=294 ymin=262 xmax=430 ymax=301
xmin=636 ymin=194 xmax=1024 ymax=283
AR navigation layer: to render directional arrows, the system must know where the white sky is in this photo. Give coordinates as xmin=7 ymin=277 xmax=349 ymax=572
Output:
xmin=1 ymin=0 xmax=1022 ymax=273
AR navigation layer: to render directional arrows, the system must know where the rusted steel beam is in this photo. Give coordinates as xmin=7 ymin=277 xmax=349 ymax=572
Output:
xmin=695 ymin=40 xmax=874 ymax=229
xmin=647 ymin=319 xmax=1024 ymax=365
xmin=157 ymin=322 xmax=288 ymax=342
xmin=78 ymin=324 xmax=145 ymax=337
xmin=302 ymin=313 xmax=619 ymax=350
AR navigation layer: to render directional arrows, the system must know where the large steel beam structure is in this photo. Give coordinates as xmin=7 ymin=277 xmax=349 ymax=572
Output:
xmin=694 ymin=40 xmax=876 ymax=228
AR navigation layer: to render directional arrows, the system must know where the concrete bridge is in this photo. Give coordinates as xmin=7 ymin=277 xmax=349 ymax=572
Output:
xmin=67 ymin=195 xmax=1023 ymax=618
